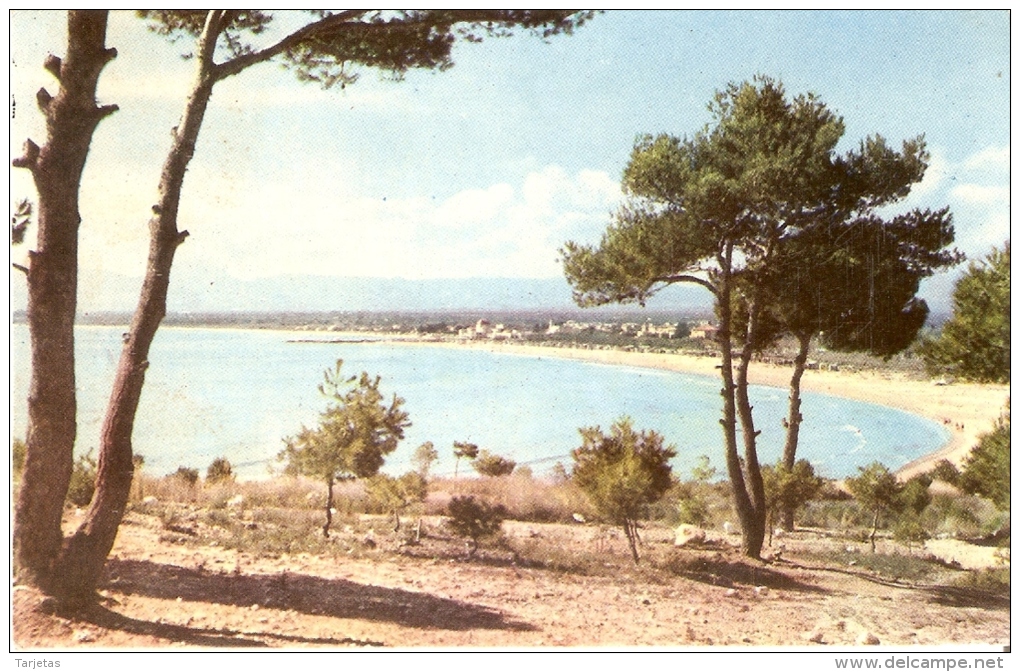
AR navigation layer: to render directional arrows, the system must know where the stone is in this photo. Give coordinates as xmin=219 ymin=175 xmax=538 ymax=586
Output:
xmin=857 ymin=631 xmax=881 ymax=645
xmin=674 ymin=524 xmax=707 ymax=547
xmin=805 ymin=629 xmax=825 ymax=644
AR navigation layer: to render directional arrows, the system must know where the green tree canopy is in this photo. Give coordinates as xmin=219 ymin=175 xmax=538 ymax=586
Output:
xmin=452 ymin=441 xmax=479 ymax=479
xmin=920 ymin=243 xmax=1010 ymax=383
xmin=571 ymin=417 xmax=676 ymax=563
xmin=281 ymin=359 xmax=410 ymax=536
xmin=960 ymin=403 xmax=1010 ymax=510
xmin=846 ymin=461 xmax=904 ymax=552
xmin=411 ymin=441 xmax=439 ymax=479
xmin=472 ymin=450 xmax=516 ymax=477
xmin=761 ymin=459 xmax=823 ymax=531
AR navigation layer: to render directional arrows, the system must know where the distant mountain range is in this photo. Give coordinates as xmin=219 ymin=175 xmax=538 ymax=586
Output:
xmin=10 ymin=272 xmax=715 ymax=315
xmin=10 ymin=270 xmax=957 ymax=321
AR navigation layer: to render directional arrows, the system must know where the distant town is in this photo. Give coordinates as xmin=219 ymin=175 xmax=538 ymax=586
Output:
xmin=12 ymin=308 xmax=931 ymax=375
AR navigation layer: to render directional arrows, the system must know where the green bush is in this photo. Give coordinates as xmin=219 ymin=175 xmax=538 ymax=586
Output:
xmin=571 ymin=417 xmax=675 ymax=563
xmin=206 ymin=457 xmax=234 ymax=483
xmin=676 ymin=497 xmax=709 ymax=527
xmin=66 ymin=451 xmax=97 ymax=507
xmin=960 ymin=406 xmax=1010 ymax=510
xmin=446 ymin=495 xmax=507 ymax=556
xmin=472 ymin=450 xmax=517 ymax=477
xmin=173 ymin=466 xmax=200 ymax=486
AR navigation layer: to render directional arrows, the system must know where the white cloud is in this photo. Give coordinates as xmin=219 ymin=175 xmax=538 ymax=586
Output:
xmin=432 ymin=183 xmax=515 ymax=228
xmin=76 ymin=164 xmax=621 ymax=284
xmin=895 ymin=144 xmax=1010 ymax=262
xmin=962 ymin=145 xmax=1009 ymax=172
xmin=950 ymin=183 xmax=1010 ymax=205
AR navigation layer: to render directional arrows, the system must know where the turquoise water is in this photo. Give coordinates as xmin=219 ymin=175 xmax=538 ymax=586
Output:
xmin=11 ymin=325 xmax=948 ymax=481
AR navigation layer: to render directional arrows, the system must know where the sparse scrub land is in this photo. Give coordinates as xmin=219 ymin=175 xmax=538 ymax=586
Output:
xmin=13 ymin=459 xmax=1008 ymax=647
xmin=10 ymin=11 xmax=1007 ymax=649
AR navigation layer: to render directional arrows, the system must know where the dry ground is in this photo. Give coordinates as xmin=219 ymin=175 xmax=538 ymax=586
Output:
xmin=12 ymin=509 xmax=1009 ymax=650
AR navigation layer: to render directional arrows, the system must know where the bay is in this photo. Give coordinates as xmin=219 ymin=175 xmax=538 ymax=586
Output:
xmin=11 ymin=325 xmax=948 ymax=481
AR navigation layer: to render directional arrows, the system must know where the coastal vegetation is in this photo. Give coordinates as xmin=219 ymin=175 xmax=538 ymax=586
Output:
xmin=10 ymin=11 xmax=1006 ymax=649
xmin=561 ymin=77 xmax=960 ymax=558
xmin=920 ymin=243 xmax=1011 ymax=384
xmin=571 ymin=418 xmax=676 ymax=563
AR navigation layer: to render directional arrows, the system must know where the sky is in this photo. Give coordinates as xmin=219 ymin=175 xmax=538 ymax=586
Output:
xmin=8 ymin=10 xmax=1011 ymax=314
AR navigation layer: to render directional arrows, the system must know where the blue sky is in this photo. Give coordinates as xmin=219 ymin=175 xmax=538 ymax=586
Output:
xmin=9 ymin=10 xmax=1010 ymax=313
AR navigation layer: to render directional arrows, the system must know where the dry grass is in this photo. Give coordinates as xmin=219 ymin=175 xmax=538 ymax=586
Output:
xmin=425 ymin=475 xmax=593 ymax=523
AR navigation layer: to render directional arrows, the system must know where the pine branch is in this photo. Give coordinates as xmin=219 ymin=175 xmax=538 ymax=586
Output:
xmin=652 ymin=273 xmax=718 ymax=297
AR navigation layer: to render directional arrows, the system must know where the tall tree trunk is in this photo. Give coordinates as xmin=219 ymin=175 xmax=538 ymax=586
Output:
xmin=12 ymin=10 xmax=117 ymax=593
xmin=715 ymin=245 xmax=760 ymax=559
xmin=53 ymin=15 xmax=223 ymax=603
xmin=734 ymin=299 xmax=766 ymax=559
xmin=780 ymin=331 xmax=812 ymax=531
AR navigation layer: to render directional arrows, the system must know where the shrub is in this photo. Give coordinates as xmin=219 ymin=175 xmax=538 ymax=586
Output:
xmin=571 ymin=417 xmax=675 ymax=563
xmin=445 ymin=495 xmax=507 ymax=556
xmin=846 ymin=462 xmax=904 ymax=552
xmin=171 ymin=466 xmax=199 ymax=486
xmin=365 ymin=471 xmax=428 ymax=529
xmin=66 ymin=451 xmax=97 ymax=507
xmin=206 ymin=457 xmax=234 ymax=484
xmin=762 ymin=459 xmax=823 ymax=531
xmin=897 ymin=475 xmax=933 ymax=515
xmin=893 ymin=512 xmax=930 ymax=550
xmin=676 ymin=497 xmax=709 ymax=527
xmin=960 ymin=405 xmax=1010 ymax=510
xmin=926 ymin=459 xmax=961 ymax=486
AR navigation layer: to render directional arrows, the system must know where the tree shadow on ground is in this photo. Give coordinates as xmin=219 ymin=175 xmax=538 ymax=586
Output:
xmin=925 ymin=585 xmax=1010 ymax=611
xmin=104 ymin=558 xmax=535 ymax=634
xmin=664 ymin=554 xmax=830 ymax=594
xmin=79 ymin=603 xmax=382 ymax=648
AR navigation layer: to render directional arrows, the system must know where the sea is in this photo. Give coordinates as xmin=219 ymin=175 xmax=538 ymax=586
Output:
xmin=10 ymin=325 xmax=949 ymax=481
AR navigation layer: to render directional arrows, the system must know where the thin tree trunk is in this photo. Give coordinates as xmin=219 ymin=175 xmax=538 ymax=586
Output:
xmin=780 ymin=331 xmax=812 ymax=531
xmin=870 ymin=509 xmax=879 ymax=553
xmin=624 ymin=519 xmax=641 ymax=564
xmin=323 ymin=477 xmax=334 ymax=538
xmin=13 ymin=10 xmax=117 ymax=593
xmin=53 ymin=15 xmax=223 ymax=603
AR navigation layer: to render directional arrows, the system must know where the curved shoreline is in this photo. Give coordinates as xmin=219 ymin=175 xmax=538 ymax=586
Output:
xmin=382 ymin=337 xmax=1009 ymax=479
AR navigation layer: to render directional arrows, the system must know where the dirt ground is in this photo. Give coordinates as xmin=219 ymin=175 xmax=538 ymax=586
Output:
xmin=12 ymin=510 xmax=1009 ymax=650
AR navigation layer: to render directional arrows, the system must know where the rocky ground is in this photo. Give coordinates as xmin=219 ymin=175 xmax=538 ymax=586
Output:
xmin=12 ymin=510 xmax=1010 ymax=650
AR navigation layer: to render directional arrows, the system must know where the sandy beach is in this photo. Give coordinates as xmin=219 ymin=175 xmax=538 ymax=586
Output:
xmin=390 ymin=338 xmax=1009 ymax=480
